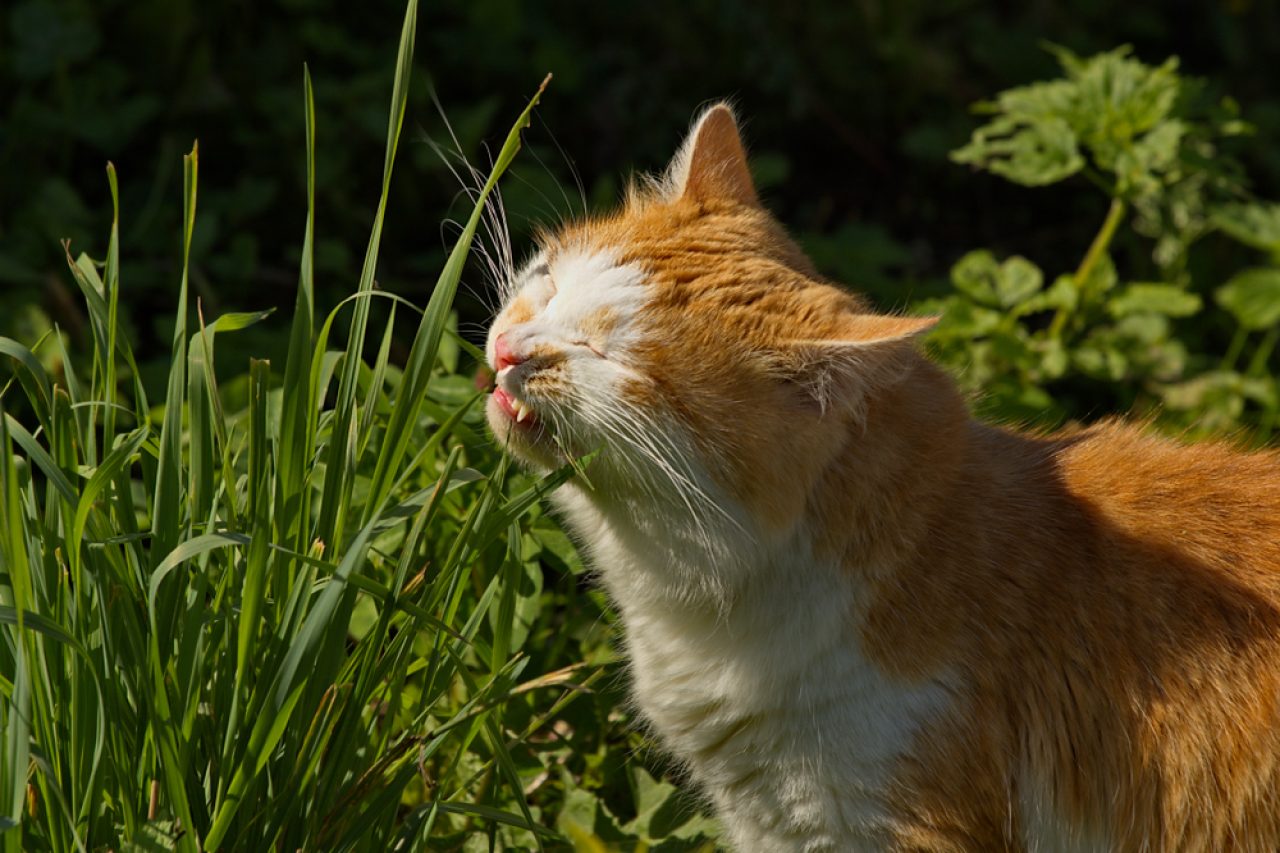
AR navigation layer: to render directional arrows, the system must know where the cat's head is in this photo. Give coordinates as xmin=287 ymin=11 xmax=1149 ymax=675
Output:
xmin=486 ymin=103 xmax=935 ymax=533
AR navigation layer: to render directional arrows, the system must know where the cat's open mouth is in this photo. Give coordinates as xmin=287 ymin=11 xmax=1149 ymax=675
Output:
xmin=493 ymin=385 xmax=539 ymax=429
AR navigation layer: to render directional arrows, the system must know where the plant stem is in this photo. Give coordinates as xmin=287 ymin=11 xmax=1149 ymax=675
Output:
xmin=1221 ymin=326 xmax=1249 ymax=372
xmin=1246 ymin=326 xmax=1279 ymax=376
xmin=1049 ymin=197 xmax=1127 ymax=338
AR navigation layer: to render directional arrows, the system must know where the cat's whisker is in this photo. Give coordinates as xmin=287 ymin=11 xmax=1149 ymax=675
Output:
xmin=437 ymin=213 xmax=503 ymax=316
xmin=508 ymin=158 xmax=578 ymax=239
xmin=424 ymin=120 xmax=518 ymax=312
xmin=552 ymin=388 xmax=691 ymax=503
xmin=611 ymin=403 xmax=733 ymax=510
xmin=538 ymin=115 xmax=589 ymax=218
xmin=523 ymin=115 xmax=584 ymax=219
xmin=566 ymin=391 xmax=743 ymax=549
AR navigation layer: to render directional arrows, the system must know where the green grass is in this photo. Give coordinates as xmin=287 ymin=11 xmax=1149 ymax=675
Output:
xmin=0 ymin=2 xmax=601 ymax=848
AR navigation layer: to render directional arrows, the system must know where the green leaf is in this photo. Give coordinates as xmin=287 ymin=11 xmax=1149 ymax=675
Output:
xmin=1213 ymin=202 xmax=1280 ymax=255
xmin=952 ymin=45 xmax=1189 ymax=195
xmin=949 ymin=251 xmax=1043 ymax=308
xmin=1112 ymin=312 xmax=1171 ymax=344
xmin=1073 ymin=341 xmax=1129 ymax=381
xmin=952 ymin=113 xmax=1084 ymax=187
xmin=0 ymin=337 xmax=53 ymax=427
xmin=557 ymin=787 xmax=629 ymax=844
xmin=949 ymin=251 xmax=999 ymax=304
xmin=425 ymin=801 xmax=558 ymax=837
xmin=1038 ymin=339 xmax=1069 ymax=379
xmin=69 ymin=425 xmax=150 ymax=579
xmin=995 ymin=256 xmax=1043 ymax=307
xmin=988 ymin=327 xmax=1033 ymax=365
xmin=275 ymin=63 xmax=318 ymax=557
xmin=929 ymin=300 xmax=1004 ymax=340
xmin=150 ymin=142 xmax=197 ymax=574
xmin=626 ymin=767 xmax=720 ymax=842
xmin=1019 ymin=274 xmax=1079 ymax=315
xmin=1108 ymin=283 xmax=1202 ymax=318
xmin=148 ymin=533 xmax=251 ymax=619
xmin=1216 ymin=268 xmax=1280 ymax=330
xmin=1161 ymin=370 xmax=1247 ymax=411
xmin=530 ymin=521 xmax=585 ymax=575
xmin=187 ymin=308 xmax=274 ymax=522
xmin=3 ymin=413 xmax=76 ymax=504
xmin=1114 ymin=120 xmax=1185 ymax=196
xmin=120 ymin=821 xmax=182 ymax=853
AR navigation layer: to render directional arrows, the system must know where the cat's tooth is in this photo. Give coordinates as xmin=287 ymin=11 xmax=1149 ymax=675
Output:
xmin=515 ymin=402 xmax=531 ymax=423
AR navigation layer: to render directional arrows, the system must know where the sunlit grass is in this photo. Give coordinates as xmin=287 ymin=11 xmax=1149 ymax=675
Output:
xmin=0 ymin=1 xmax=577 ymax=849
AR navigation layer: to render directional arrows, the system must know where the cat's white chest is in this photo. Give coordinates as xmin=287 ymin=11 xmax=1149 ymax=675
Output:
xmin=560 ymin=493 xmax=952 ymax=852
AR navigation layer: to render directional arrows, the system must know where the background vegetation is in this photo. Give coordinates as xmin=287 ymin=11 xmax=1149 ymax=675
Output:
xmin=7 ymin=0 xmax=1280 ymax=396
xmin=3 ymin=1 xmax=1280 ymax=850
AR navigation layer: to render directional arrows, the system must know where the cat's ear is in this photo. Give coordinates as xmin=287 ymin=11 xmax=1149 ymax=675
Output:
xmin=664 ymin=103 xmax=759 ymax=207
xmin=777 ymin=314 xmax=939 ymax=414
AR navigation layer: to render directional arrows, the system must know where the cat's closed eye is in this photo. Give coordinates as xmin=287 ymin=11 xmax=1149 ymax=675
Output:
xmin=571 ymin=338 xmax=606 ymax=358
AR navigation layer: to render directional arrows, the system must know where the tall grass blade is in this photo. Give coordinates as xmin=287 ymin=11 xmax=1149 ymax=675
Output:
xmin=363 ymin=74 xmax=551 ymax=523
xmin=276 ymin=64 xmax=318 ymax=558
xmin=315 ymin=0 xmax=419 ymax=552
xmin=151 ymin=144 xmax=197 ymax=569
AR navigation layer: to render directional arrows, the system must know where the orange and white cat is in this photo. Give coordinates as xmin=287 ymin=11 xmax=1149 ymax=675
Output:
xmin=485 ymin=104 xmax=1280 ymax=852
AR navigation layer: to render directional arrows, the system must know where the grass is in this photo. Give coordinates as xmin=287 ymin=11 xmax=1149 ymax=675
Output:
xmin=0 ymin=1 xmax=603 ymax=848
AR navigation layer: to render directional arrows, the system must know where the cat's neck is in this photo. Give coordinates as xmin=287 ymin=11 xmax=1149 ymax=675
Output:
xmin=806 ymin=356 xmax=978 ymax=574
xmin=555 ymin=355 xmax=990 ymax=614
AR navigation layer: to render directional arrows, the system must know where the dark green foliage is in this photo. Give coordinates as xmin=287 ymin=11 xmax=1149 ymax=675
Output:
xmin=934 ymin=46 xmax=1280 ymax=438
xmin=4 ymin=1 xmax=1280 ymax=383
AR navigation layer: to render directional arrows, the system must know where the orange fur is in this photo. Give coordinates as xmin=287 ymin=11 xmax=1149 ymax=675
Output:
xmin=497 ymin=104 xmax=1280 ymax=850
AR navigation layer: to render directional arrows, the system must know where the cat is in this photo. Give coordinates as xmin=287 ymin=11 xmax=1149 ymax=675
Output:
xmin=485 ymin=103 xmax=1280 ymax=852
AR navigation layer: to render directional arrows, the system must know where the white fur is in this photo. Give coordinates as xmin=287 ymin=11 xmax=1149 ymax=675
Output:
xmin=488 ymin=247 xmax=648 ymax=392
xmin=489 ymin=246 xmax=954 ymax=851
xmin=489 ymin=248 xmax=726 ymax=535
xmin=555 ymin=483 xmax=952 ymax=852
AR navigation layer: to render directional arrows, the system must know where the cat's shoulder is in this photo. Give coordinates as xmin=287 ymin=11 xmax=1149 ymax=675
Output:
xmin=1053 ymin=418 xmax=1280 ymax=493
xmin=1050 ymin=419 xmax=1280 ymax=570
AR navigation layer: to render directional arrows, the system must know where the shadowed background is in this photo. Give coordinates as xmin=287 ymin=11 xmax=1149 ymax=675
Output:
xmin=3 ymin=0 xmax=1279 ymax=393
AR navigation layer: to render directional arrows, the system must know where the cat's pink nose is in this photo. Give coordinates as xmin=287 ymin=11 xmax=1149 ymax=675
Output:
xmin=494 ymin=333 xmax=525 ymax=372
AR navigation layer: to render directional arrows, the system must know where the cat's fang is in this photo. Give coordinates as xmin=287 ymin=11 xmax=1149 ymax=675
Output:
xmin=493 ymin=385 xmax=529 ymax=425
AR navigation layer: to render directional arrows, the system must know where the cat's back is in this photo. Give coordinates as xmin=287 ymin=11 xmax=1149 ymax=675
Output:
xmin=1000 ymin=423 xmax=1280 ymax=851
xmin=879 ymin=419 xmax=1280 ymax=851
xmin=1055 ymin=421 xmax=1280 ymax=580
